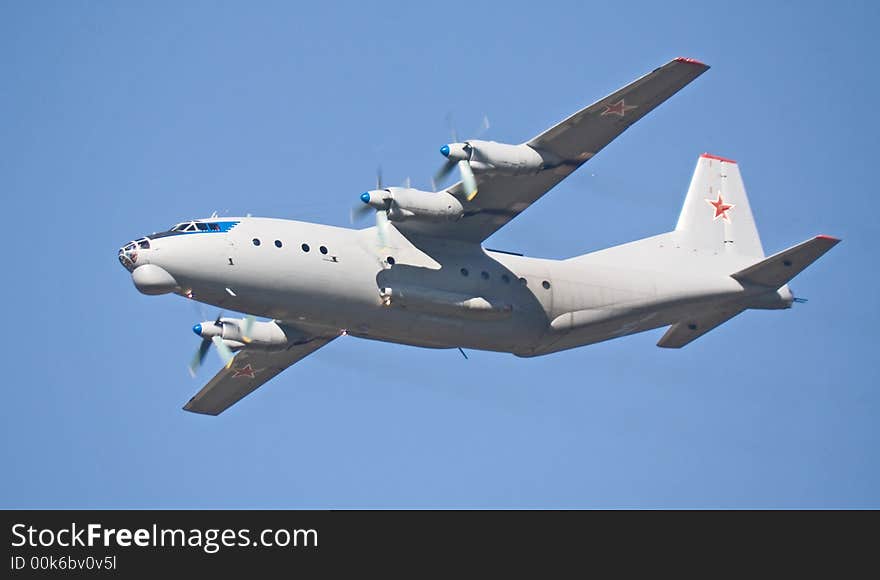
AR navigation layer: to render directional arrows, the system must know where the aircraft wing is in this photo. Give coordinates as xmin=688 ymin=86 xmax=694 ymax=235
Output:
xmin=398 ymin=57 xmax=709 ymax=243
xmin=183 ymin=336 xmax=336 ymax=416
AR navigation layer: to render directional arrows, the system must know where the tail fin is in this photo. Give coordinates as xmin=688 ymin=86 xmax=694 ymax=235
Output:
xmin=674 ymin=153 xmax=765 ymax=258
xmin=732 ymin=235 xmax=840 ymax=289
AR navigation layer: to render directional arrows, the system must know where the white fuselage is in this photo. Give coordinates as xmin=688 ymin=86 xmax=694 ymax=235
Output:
xmin=120 ymin=217 xmax=791 ymax=357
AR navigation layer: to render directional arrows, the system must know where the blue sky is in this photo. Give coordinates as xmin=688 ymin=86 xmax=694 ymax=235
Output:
xmin=1 ymin=0 xmax=877 ymax=508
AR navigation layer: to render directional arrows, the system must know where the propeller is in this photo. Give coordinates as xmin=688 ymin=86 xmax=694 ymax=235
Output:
xmin=189 ymin=315 xmax=231 ymax=376
xmin=434 ymin=115 xmax=489 ymax=201
xmin=350 ymin=167 xmax=392 ymax=249
xmin=188 ymin=313 xmax=255 ymax=376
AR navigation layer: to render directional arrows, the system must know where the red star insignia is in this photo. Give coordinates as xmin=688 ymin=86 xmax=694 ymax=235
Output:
xmin=600 ymin=99 xmax=637 ymax=117
xmin=231 ymin=363 xmax=260 ymax=378
xmin=706 ymin=194 xmax=735 ymax=222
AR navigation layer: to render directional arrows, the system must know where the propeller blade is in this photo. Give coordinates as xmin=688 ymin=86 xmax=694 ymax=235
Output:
xmin=241 ymin=315 xmax=255 ymax=343
xmin=459 ymin=160 xmax=478 ymax=201
xmin=188 ymin=338 xmax=212 ymax=377
xmin=376 ymin=166 xmax=383 ymax=190
xmin=188 ymin=299 xmax=209 ymax=323
xmin=211 ymin=335 xmax=235 ymax=368
xmin=350 ymin=202 xmax=373 ymax=224
xmin=475 ymin=114 xmax=490 ymax=138
xmin=376 ymin=210 xmax=390 ymax=248
xmin=445 ymin=113 xmax=459 ymax=143
xmin=434 ymin=158 xmax=457 ymax=183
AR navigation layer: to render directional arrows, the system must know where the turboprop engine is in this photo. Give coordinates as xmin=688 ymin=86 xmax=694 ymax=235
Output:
xmin=435 ymin=140 xmax=555 ymax=200
xmin=193 ymin=317 xmax=289 ymax=350
xmin=188 ymin=317 xmax=290 ymax=375
xmin=360 ymin=186 xmax=464 ymax=223
xmin=441 ymin=140 xmax=548 ymax=175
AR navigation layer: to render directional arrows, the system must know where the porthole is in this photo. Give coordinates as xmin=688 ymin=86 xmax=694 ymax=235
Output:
xmin=274 ymin=240 xmax=282 ymax=248
xmin=319 ymin=245 xmax=328 ymax=255
xmin=542 ymin=280 xmax=551 ymax=290
xmin=301 ymin=243 xmax=310 ymax=252
xmin=501 ymin=274 xmax=511 ymax=284
xmin=386 ymin=256 xmax=395 ymax=266
xmin=252 ymin=238 xmax=261 ymax=246
xmin=480 ymin=271 xmax=490 ymax=280
xmin=519 ymin=277 xmax=527 ymax=285
xmin=460 ymin=268 xmax=469 ymax=277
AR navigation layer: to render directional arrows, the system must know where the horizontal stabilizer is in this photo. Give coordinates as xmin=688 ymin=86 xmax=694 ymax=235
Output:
xmin=731 ymin=235 xmax=840 ymax=289
xmin=657 ymin=308 xmax=744 ymax=348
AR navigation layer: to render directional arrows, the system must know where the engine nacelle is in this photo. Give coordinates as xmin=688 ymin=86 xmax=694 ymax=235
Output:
xmin=362 ymin=187 xmax=463 ymax=223
xmin=442 ymin=140 xmax=553 ymax=176
xmin=194 ymin=318 xmax=290 ymax=350
xmin=466 ymin=140 xmax=548 ymax=175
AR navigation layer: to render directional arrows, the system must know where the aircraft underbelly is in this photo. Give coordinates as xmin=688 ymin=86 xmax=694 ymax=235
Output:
xmin=185 ymin=243 xmax=546 ymax=353
xmin=170 ymin=220 xmax=752 ymax=357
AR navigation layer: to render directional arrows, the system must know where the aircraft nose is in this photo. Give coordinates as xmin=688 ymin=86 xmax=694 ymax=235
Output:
xmin=118 ymin=237 xmax=153 ymax=272
xmin=118 ymin=243 xmax=138 ymax=272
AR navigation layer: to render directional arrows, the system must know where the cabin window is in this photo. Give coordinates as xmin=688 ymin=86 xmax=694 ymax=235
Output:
xmin=542 ymin=280 xmax=551 ymax=290
xmin=519 ymin=277 xmax=527 ymax=285
xmin=252 ymin=238 xmax=261 ymax=246
xmin=301 ymin=243 xmax=310 ymax=252
xmin=480 ymin=271 xmax=490 ymax=280
xmin=319 ymin=246 xmax=328 ymax=255
xmin=274 ymin=240 xmax=283 ymax=248
xmin=386 ymin=256 xmax=395 ymax=265
xmin=501 ymin=274 xmax=511 ymax=284
xmin=460 ymin=268 xmax=469 ymax=277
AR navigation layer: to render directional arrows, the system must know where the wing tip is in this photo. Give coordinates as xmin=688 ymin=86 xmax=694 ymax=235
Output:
xmin=674 ymin=56 xmax=709 ymax=67
xmin=701 ymin=152 xmax=737 ymax=164
xmin=182 ymin=396 xmax=222 ymax=416
xmin=815 ymin=234 xmax=841 ymax=244
xmin=182 ymin=405 xmax=221 ymax=416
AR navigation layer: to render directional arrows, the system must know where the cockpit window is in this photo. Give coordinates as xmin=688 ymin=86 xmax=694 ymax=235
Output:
xmin=164 ymin=220 xmax=230 ymax=235
xmin=137 ymin=240 xmax=150 ymax=249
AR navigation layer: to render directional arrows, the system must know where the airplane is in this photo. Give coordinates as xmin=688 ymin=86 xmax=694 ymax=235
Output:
xmin=117 ymin=57 xmax=839 ymax=416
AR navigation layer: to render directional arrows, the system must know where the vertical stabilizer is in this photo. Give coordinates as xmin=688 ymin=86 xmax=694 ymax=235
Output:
xmin=674 ymin=154 xmax=765 ymax=258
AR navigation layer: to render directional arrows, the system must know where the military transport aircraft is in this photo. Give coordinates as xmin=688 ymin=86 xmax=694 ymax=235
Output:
xmin=118 ymin=57 xmax=839 ymax=415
